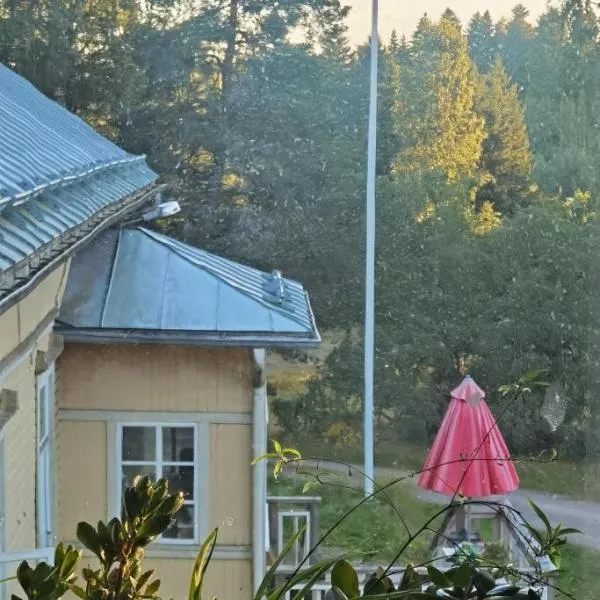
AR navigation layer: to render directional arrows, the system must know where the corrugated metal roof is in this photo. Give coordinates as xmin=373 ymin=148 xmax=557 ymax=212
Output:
xmin=0 ymin=63 xmax=158 ymax=276
xmin=57 ymin=228 xmax=320 ymax=347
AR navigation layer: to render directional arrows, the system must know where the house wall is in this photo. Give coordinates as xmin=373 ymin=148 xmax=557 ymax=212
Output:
xmin=0 ymin=264 xmax=70 ymax=598
xmin=56 ymin=343 xmax=254 ymax=599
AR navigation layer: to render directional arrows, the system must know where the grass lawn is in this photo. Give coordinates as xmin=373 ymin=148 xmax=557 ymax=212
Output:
xmin=279 ymin=432 xmax=600 ymax=503
xmin=269 ymin=472 xmax=444 ymax=565
xmin=270 ymin=471 xmax=600 ymax=599
xmin=558 ymin=545 xmax=600 ymax=599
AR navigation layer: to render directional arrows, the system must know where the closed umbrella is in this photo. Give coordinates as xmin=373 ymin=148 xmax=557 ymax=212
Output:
xmin=417 ymin=375 xmax=519 ymax=498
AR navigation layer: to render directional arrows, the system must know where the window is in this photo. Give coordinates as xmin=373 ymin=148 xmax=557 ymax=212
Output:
xmin=117 ymin=424 xmax=198 ymax=544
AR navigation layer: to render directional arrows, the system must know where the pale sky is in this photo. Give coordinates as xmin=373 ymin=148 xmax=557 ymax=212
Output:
xmin=344 ymin=0 xmax=555 ymax=44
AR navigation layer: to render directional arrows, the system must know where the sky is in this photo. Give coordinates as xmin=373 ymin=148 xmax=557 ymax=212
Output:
xmin=343 ymin=0 xmax=554 ymax=45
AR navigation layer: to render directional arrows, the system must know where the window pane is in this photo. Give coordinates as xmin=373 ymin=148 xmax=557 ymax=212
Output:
xmin=164 ymin=465 xmax=194 ymax=500
xmin=163 ymin=505 xmax=194 ymax=540
xmin=122 ymin=427 xmax=155 ymax=461
xmin=122 ymin=465 xmax=156 ymax=488
xmin=162 ymin=427 xmax=194 ymax=462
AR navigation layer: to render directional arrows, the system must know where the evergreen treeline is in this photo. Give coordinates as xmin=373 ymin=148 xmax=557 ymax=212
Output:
xmin=3 ymin=0 xmax=600 ymax=458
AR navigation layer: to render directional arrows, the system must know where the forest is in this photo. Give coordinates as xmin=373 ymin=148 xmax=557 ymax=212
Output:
xmin=3 ymin=0 xmax=600 ymax=461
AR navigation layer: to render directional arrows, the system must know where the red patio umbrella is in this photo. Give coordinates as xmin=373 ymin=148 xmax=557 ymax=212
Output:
xmin=417 ymin=375 xmax=519 ymax=498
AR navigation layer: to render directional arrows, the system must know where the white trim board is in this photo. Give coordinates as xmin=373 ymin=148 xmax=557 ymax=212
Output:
xmin=36 ymin=363 xmax=56 ymax=548
xmin=59 ymin=410 xmax=252 ymax=425
xmin=62 ymin=542 xmax=252 ymax=561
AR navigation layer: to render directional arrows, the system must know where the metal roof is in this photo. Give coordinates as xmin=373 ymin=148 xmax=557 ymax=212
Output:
xmin=57 ymin=228 xmax=321 ymax=348
xmin=0 ymin=63 xmax=158 ymax=283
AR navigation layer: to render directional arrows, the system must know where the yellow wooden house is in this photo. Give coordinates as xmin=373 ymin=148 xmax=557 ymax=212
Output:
xmin=0 ymin=64 xmax=320 ymax=599
xmin=0 ymin=61 xmax=159 ymax=597
xmin=55 ymin=227 xmax=320 ymax=598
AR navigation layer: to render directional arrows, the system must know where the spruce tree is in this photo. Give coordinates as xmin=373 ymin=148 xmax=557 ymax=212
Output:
xmin=388 ymin=29 xmax=400 ymax=54
xmin=468 ymin=10 xmax=496 ymax=73
xmin=476 ymin=56 xmax=532 ymax=213
xmin=498 ymin=4 xmax=535 ymax=89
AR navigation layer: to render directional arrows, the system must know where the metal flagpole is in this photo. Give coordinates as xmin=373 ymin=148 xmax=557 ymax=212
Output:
xmin=364 ymin=0 xmax=378 ymax=498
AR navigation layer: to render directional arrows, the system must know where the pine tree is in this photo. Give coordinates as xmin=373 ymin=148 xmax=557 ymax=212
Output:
xmin=498 ymin=4 xmax=535 ymax=88
xmin=468 ymin=10 xmax=496 ymax=73
xmin=319 ymin=2 xmax=354 ymax=63
xmin=566 ymin=0 xmax=598 ymax=49
xmin=441 ymin=8 xmax=462 ymax=28
xmin=395 ymin=13 xmax=485 ymax=181
xmin=561 ymin=0 xmax=599 ymax=98
xmin=412 ymin=12 xmax=434 ymax=52
xmin=388 ymin=29 xmax=400 ymax=54
xmin=475 ymin=56 xmax=532 ymax=213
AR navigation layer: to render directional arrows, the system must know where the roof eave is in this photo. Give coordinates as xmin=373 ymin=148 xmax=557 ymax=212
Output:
xmin=0 ymin=182 xmax=164 ymax=316
xmin=54 ymin=325 xmax=322 ymax=349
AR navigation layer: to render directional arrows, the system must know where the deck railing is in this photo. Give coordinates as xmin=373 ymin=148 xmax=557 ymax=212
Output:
xmin=0 ymin=548 xmax=54 ymax=600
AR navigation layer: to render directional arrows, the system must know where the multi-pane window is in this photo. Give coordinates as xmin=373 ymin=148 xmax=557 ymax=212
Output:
xmin=118 ymin=424 xmax=197 ymax=543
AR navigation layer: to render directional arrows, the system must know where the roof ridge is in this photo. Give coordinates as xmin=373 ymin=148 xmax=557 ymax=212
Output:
xmin=136 ymin=227 xmax=309 ymax=328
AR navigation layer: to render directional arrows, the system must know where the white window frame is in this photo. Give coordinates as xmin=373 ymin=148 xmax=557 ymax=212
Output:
xmin=115 ymin=423 xmax=200 ymax=545
xmin=36 ymin=365 xmax=55 ymax=549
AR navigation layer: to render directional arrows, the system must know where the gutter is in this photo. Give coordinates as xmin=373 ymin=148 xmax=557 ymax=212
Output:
xmin=54 ymin=327 xmax=321 ymax=349
xmin=251 ymin=349 xmax=268 ymax=594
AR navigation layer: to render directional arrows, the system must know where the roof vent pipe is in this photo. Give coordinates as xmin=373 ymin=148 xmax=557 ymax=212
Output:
xmin=264 ymin=270 xmax=285 ymax=304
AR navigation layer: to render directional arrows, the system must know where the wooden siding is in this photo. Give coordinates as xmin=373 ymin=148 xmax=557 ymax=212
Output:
xmin=58 ymin=344 xmax=252 ymax=413
xmin=0 ymin=263 xmax=69 ymax=561
xmin=0 ymin=263 xmax=68 ymax=361
xmin=55 ymin=421 xmax=107 ymax=540
xmin=142 ymin=558 xmax=252 ymax=599
xmin=54 ymin=419 xmax=253 ymax=547
xmin=210 ymin=424 xmax=252 ymax=546
xmin=17 ymin=267 xmax=68 ymax=340
xmin=2 ymin=360 xmax=37 ymax=551
xmin=55 ymin=342 xmax=254 ymax=597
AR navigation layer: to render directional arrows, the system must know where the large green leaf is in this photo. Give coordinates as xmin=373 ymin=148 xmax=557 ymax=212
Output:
xmin=450 ymin=563 xmax=471 ymax=589
xmin=331 ymin=560 xmax=360 ymax=599
xmin=76 ymin=523 xmax=104 ymax=561
xmin=527 ymin=500 xmax=551 ymax=532
xmin=188 ymin=528 xmax=218 ymax=600
xmin=426 ymin=567 xmax=450 ymax=589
